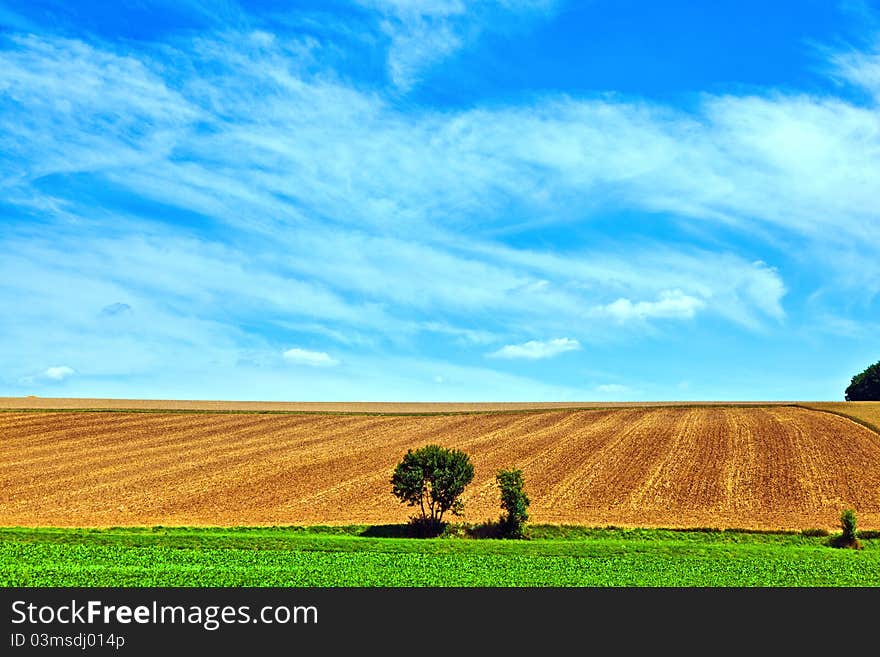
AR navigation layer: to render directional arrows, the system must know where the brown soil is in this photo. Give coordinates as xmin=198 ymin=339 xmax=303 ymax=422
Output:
xmin=1 ymin=406 xmax=878 ymax=530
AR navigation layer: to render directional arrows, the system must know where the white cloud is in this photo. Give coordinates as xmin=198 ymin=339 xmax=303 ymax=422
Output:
xmin=282 ymin=347 xmax=339 ymax=367
xmin=597 ymin=290 xmax=705 ymax=322
xmin=489 ymin=337 xmax=581 ymax=360
xmin=44 ymin=366 xmax=75 ymax=380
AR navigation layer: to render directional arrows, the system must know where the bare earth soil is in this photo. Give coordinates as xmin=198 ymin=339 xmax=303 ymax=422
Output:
xmin=1 ymin=405 xmax=879 ymax=530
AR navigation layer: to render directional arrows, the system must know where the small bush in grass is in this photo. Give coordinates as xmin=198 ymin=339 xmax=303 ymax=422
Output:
xmin=496 ymin=468 xmax=530 ymax=538
xmin=833 ymin=509 xmax=862 ymax=549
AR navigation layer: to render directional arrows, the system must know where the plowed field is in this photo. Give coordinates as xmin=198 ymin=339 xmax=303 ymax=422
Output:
xmin=2 ymin=406 xmax=879 ymax=529
xmin=802 ymin=402 xmax=880 ymax=434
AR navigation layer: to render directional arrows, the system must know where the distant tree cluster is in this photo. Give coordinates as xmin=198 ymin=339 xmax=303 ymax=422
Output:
xmin=845 ymin=360 xmax=880 ymax=401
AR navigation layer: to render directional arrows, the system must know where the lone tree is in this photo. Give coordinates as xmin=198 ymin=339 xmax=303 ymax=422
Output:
xmin=845 ymin=360 xmax=880 ymax=400
xmin=391 ymin=444 xmax=474 ymax=535
xmin=496 ymin=468 xmax=530 ymax=538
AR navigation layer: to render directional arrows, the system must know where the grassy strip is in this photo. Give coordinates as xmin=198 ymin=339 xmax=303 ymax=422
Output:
xmin=0 ymin=525 xmax=845 ymax=547
xmin=2 ymin=526 xmax=877 ymax=587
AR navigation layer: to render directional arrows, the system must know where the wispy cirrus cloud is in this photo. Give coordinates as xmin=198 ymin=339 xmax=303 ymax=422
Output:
xmin=0 ymin=34 xmax=198 ymax=181
xmin=359 ymin=0 xmax=558 ymax=90
xmin=832 ymin=43 xmax=880 ymax=98
xmin=5 ymin=29 xmax=876 ymax=276
xmin=1 ymin=7 xmax=878 ymax=400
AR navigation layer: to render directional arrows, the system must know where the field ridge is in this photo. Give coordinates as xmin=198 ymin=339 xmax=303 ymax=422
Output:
xmin=0 ymin=396 xmax=797 ymax=415
xmin=797 ymin=403 xmax=880 ymax=438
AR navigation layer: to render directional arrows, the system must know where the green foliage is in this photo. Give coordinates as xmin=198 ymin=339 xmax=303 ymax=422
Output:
xmin=391 ymin=444 xmax=474 ymax=535
xmin=845 ymin=360 xmax=880 ymax=401
xmin=834 ymin=509 xmax=861 ymax=549
xmin=496 ymin=468 xmax=530 ymax=538
xmin=841 ymin=509 xmax=857 ymax=542
xmin=1 ymin=527 xmax=878 ymax=587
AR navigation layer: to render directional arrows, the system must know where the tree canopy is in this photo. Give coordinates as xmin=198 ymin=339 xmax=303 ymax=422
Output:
xmin=845 ymin=360 xmax=880 ymax=401
xmin=391 ymin=444 xmax=474 ymax=534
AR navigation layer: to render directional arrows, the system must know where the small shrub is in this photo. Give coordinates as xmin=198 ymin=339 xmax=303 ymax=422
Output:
xmin=833 ymin=509 xmax=862 ymax=549
xmin=496 ymin=468 xmax=530 ymax=538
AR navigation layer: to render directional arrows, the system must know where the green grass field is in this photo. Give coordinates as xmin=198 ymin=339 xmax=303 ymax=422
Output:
xmin=2 ymin=525 xmax=878 ymax=587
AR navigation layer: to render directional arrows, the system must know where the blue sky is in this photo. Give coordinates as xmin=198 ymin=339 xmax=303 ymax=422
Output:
xmin=1 ymin=0 xmax=879 ymax=401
